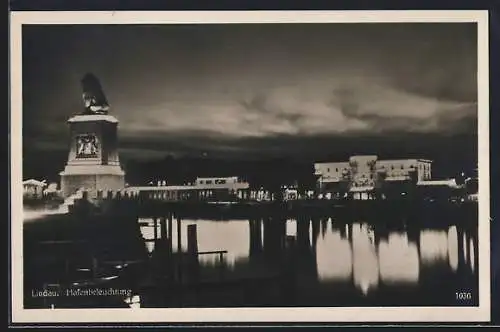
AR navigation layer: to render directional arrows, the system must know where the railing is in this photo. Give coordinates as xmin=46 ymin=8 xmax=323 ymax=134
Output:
xmin=189 ymin=250 xmax=227 ymax=263
xmin=185 ymin=250 xmax=228 ymax=282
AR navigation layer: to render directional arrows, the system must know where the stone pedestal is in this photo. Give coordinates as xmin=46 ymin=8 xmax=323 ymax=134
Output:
xmin=59 ymin=114 xmax=125 ymax=198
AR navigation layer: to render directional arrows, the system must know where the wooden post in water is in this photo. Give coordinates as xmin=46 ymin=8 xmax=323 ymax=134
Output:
xmin=176 ymin=215 xmax=183 ymax=283
xmin=187 ymin=224 xmax=199 ymax=283
xmin=297 ymin=216 xmax=310 ymax=251
xmin=187 ymin=224 xmax=198 ymax=255
xmin=153 ymin=217 xmax=158 ymax=246
xmin=311 ymin=217 xmax=320 ymax=248
xmin=167 ymin=213 xmax=173 ymax=255
xmin=219 ymin=251 xmax=224 ymax=281
xmin=159 ymin=216 xmax=168 ymax=261
xmin=457 ymin=228 xmax=465 ymax=271
xmin=249 ymin=219 xmax=263 ymax=257
xmin=157 ymin=216 xmax=169 ymax=278
xmin=280 ymin=217 xmax=287 ymax=250
xmin=281 ymin=235 xmax=296 ymax=304
xmin=255 ymin=219 xmax=262 ymax=253
xmin=160 ymin=217 xmax=167 ymax=242
xmin=348 ymin=223 xmax=353 ymax=243
xmin=177 ymin=216 xmax=182 ymax=253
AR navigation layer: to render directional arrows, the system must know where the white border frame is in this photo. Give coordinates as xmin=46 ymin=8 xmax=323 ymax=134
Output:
xmin=10 ymin=10 xmax=490 ymax=324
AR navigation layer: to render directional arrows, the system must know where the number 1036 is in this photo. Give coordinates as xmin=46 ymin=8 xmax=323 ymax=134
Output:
xmin=456 ymin=292 xmax=472 ymax=300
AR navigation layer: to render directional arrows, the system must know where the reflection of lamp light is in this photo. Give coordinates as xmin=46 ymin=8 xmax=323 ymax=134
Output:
xmin=316 ymin=230 xmax=352 ymax=281
xmin=448 ymin=226 xmax=458 ymax=271
xmin=352 ymin=223 xmax=379 ymax=295
xmin=420 ymin=230 xmax=448 ymax=264
xmin=378 ymin=232 xmax=419 ymax=284
xmin=469 ymin=238 xmax=475 ymax=272
xmin=463 ymin=233 xmax=468 ymax=264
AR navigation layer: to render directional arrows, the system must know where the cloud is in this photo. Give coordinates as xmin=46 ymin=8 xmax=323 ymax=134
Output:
xmin=115 ymin=79 xmax=476 ymax=139
xmin=329 ymin=82 xmax=477 ymax=134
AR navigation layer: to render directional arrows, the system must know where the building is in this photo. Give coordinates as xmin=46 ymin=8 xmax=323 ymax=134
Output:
xmin=126 ymin=176 xmax=251 ymax=202
xmin=315 ymin=155 xmax=433 ymax=200
xmin=194 ymin=176 xmax=251 ymax=201
xmin=23 ymin=179 xmax=47 ymax=200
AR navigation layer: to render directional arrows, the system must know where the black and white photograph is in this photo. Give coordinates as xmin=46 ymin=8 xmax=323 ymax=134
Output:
xmin=10 ymin=11 xmax=490 ymax=323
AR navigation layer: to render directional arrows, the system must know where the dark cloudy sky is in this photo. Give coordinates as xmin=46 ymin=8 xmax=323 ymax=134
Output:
xmin=22 ymin=23 xmax=478 ymax=175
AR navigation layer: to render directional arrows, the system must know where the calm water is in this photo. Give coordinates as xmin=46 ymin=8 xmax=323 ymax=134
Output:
xmin=138 ymin=215 xmax=478 ymax=307
xmin=22 ymin=205 xmax=479 ymax=308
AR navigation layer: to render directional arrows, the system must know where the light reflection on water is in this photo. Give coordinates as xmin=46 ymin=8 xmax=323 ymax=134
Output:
xmin=286 ymin=219 xmax=297 ymax=237
xmin=378 ymin=232 xmax=419 ymax=284
xmin=420 ymin=230 xmax=448 ymax=264
xmin=139 ymin=217 xmax=477 ymax=295
xmin=463 ymin=232 xmax=468 ymax=265
xmin=23 ymin=206 xmax=68 ymax=222
xmin=139 ymin=218 xmax=249 ymax=266
xmin=351 ymin=223 xmax=379 ymax=295
xmin=470 ymin=238 xmax=475 ymax=272
xmin=316 ymin=229 xmax=352 ymax=281
xmin=196 ymin=221 xmax=249 ymax=266
xmin=448 ymin=226 xmax=459 ymax=271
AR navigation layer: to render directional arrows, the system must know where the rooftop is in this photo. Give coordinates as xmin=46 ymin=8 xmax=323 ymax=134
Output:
xmin=417 ymin=179 xmax=459 ymax=187
xmin=23 ymin=179 xmax=47 ymax=187
xmin=68 ymin=114 xmax=119 ymax=123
